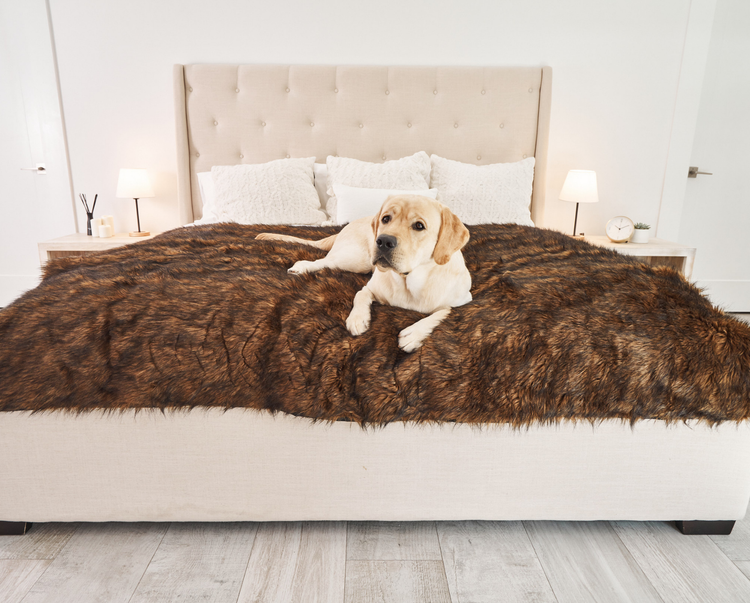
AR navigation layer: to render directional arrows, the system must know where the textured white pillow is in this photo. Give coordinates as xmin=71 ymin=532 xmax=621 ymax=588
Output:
xmin=326 ymin=152 xmax=431 ymax=224
xmin=211 ymin=158 xmax=325 ymax=225
xmin=333 ymin=184 xmax=439 ymax=224
xmin=430 ymin=155 xmax=536 ymax=226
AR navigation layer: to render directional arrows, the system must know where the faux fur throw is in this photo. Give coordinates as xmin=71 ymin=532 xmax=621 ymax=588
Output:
xmin=1 ymin=224 xmax=749 ymax=426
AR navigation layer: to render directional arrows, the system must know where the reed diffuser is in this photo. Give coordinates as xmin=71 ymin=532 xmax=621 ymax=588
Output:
xmin=79 ymin=194 xmax=98 ymax=236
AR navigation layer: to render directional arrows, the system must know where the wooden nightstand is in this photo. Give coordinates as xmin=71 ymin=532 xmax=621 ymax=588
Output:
xmin=584 ymin=236 xmax=696 ymax=278
xmin=38 ymin=233 xmax=158 ymax=266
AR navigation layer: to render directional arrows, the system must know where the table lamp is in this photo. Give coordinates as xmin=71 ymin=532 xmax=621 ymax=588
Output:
xmin=116 ymin=168 xmax=154 ymax=237
xmin=559 ymin=170 xmax=599 ymax=237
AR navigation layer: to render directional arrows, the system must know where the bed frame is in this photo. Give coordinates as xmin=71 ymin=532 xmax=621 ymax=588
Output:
xmin=2 ymin=65 xmax=749 ymax=535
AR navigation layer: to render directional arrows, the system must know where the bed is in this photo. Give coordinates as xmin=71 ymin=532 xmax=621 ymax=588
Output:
xmin=2 ymin=65 xmax=750 ymax=536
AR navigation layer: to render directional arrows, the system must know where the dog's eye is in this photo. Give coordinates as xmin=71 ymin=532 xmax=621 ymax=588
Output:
xmin=412 ymin=221 xmax=425 ymax=231
xmin=381 ymin=215 xmax=391 ymax=224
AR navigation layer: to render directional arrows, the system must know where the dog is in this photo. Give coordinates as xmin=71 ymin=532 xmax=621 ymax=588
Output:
xmin=256 ymin=195 xmax=472 ymax=352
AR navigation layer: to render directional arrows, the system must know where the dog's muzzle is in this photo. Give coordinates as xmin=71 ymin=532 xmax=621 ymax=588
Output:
xmin=373 ymin=234 xmax=398 ymax=268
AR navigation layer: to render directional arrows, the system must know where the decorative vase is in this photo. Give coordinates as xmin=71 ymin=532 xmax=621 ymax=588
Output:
xmin=86 ymin=212 xmax=94 ymax=236
xmin=632 ymin=229 xmax=651 ymax=244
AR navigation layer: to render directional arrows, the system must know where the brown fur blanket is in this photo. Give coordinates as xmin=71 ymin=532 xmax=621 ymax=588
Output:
xmin=1 ymin=223 xmax=749 ymax=426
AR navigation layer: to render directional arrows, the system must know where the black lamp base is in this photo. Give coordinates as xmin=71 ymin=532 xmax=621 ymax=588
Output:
xmin=130 ymin=197 xmax=149 ymax=237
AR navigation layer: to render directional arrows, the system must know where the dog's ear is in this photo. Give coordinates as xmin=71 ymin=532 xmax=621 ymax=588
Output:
xmin=372 ymin=197 xmax=391 ymax=235
xmin=433 ymin=206 xmax=470 ymax=265
xmin=371 ymin=209 xmax=381 ymax=236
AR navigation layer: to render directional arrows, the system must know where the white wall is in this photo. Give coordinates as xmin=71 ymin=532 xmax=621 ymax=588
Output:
xmin=46 ymin=0 xmax=699 ymax=238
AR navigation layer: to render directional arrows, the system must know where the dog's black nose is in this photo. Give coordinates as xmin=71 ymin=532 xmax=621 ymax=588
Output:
xmin=376 ymin=235 xmax=398 ymax=250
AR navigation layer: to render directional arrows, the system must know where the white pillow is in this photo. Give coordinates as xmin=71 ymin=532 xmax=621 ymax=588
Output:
xmin=429 ymin=155 xmax=535 ymax=226
xmin=194 ymin=171 xmax=218 ymax=225
xmin=333 ymin=184 xmax=439 ymax=224
xmin=211 ymin=158 xmax=325 ymax=225
xmin=313 ymin=163 xmax=330 ymax=216
xmin=197 ymin=166 xmax=329 ymax=225
xmin=326 ymin=152 xmax=431 ymax=224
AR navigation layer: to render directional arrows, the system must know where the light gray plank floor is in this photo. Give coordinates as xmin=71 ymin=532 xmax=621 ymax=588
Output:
xmin=4 ymin=512 xmax=750 ymax=602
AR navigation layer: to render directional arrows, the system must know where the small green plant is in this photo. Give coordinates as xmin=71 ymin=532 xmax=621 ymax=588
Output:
xmin=634 ymin=222 xmax=651 ymax=230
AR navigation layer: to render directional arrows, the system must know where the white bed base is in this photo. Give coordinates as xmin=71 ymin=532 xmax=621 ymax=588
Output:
xmin=2 ymin=410 xmax=750 ymax=523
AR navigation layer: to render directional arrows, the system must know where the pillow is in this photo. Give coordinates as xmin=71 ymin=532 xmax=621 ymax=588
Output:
xmin=429 ymin=155 xmax=535 ymax=226
xmin=313 ymin=163 xmax=330 ymax=216
xmin=333 ymin=184 xmax=439 ymax=224
xmin=326 ymin=152 xmax=431 ymax=224
xmin=194 ymin=172 xmax=218 ymax=224
xmin=211 ymin=158 xmax=325 ymax=225
xmin=196 ymin=165 xmax=329 ymax=225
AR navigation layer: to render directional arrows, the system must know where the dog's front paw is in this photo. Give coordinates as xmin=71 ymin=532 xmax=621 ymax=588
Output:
xmin=288 ymin=260 xmax=314 ymax=274
xmin=398 ymin=324 xmax=427 ymax=353
xmin=346 ymin=308 xmax=371 ymax=336
xmin=255 ymin=233 xmax=275 ymax=240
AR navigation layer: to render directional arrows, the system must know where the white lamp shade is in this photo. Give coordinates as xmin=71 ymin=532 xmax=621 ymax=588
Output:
xmin=116 ymin=169 xmax=155 ymax=199
xmin=559 ymin=170 xmax=599 ymax=204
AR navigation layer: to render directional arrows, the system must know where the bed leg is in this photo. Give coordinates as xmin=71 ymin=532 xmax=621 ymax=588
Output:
xmin=675 ymin=520 xmax=735 ymax=535
xmin=0 ymin=522 xmax=32 ymax=536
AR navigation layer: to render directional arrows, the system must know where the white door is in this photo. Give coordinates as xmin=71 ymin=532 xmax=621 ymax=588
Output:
xmin=0 ymin=0 xmax=75 ymax=306
xmin=679 ymin=0 xmax=750 ymax=311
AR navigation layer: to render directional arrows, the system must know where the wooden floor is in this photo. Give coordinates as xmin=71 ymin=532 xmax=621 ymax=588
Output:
xmin=3 ymin=507 xmax=750 ymax=603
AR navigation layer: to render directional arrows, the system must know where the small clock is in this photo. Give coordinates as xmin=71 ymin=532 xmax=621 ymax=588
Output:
xmin=605 ymin=216 xmax=635 ymax=243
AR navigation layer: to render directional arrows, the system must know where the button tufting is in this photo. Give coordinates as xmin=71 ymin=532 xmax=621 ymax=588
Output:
xmin=196 ymin=152 xmax=200 ymax=157
xmin=285 ymin=87 xmax=290 ymax=93
xmin=454 ymin=123 xmax=459 ymax=128
xmin=359 ymin=123 xmax=364 ymax=128
xmin=235 ymin=88 xmax=240 ymax=93
xmin=285 ymin=154 xmax=290 ymax=158
xmin=188 ymin=87 xmax=193 ymax=92
xmin=214 ymin=121 xmax=218 ymax=126
xmin=261 ymin=121 xmax=266 ymax=126
xmin=239 ymin=154 xmax=244 ymax=159
xmin=528 ymin=87 xmax=533 ymax=93
xmin=481 ymin=90 xmax=486 ymax=95
xmin=382 ymin=155 xmax=386 ymax=160
xmin=499 ymin=123 xmax=505 ymax=128
xmin=433 ymin=90 xmax=437 ymax=95
xmin=523 ymin=154 xmax=527 ymax=158
xmin=477 ymin=155 xmax=482 ymax=160
xmin=407 ymin=123 xmax=412 ymax=128
xmin=385 ymin=90 xmax=389 ymax=95
xmin=334 ymin=88 xmax=338 ymax=93
xmin=310 ymin=122 xmax=314 ymax=127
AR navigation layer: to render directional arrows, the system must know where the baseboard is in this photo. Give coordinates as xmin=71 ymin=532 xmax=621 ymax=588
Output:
xmin=696 ymin=280 xmax=750 ymax=312
xmin=0 ymin=274 xmax=42 ymax=308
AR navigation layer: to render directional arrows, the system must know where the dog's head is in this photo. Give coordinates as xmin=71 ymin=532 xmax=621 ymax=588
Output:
xmin=371 ymin=195 xmax=470 ymax=275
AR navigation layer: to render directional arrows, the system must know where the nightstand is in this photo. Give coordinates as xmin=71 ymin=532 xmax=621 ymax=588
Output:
xmin=584 ymin=236 xmax=696 ymax=278
xmin=38 ymin=232 xmax=158 ymax=266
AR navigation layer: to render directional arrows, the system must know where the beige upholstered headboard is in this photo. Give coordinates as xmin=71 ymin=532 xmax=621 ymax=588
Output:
xmin=174 ymin=64 xmax=551 ymax=225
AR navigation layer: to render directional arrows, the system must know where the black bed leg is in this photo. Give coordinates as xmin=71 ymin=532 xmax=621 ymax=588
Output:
xmin=675 ymin=520 xmax=735 ymax=535
xmin=0 ymin=522 xmax=32 ymax=536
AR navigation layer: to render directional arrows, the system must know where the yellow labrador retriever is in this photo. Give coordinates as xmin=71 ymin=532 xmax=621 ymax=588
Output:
xmin=257 ymin=195 xmax=471 ymax=352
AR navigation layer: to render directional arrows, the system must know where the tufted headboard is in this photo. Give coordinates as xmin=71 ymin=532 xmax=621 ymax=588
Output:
xmin=174 ymin=64 xmax=552 ymax=225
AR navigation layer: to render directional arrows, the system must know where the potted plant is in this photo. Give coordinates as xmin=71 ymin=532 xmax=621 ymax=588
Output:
xmin=632 ymin=222 xmax=651 ymax=243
